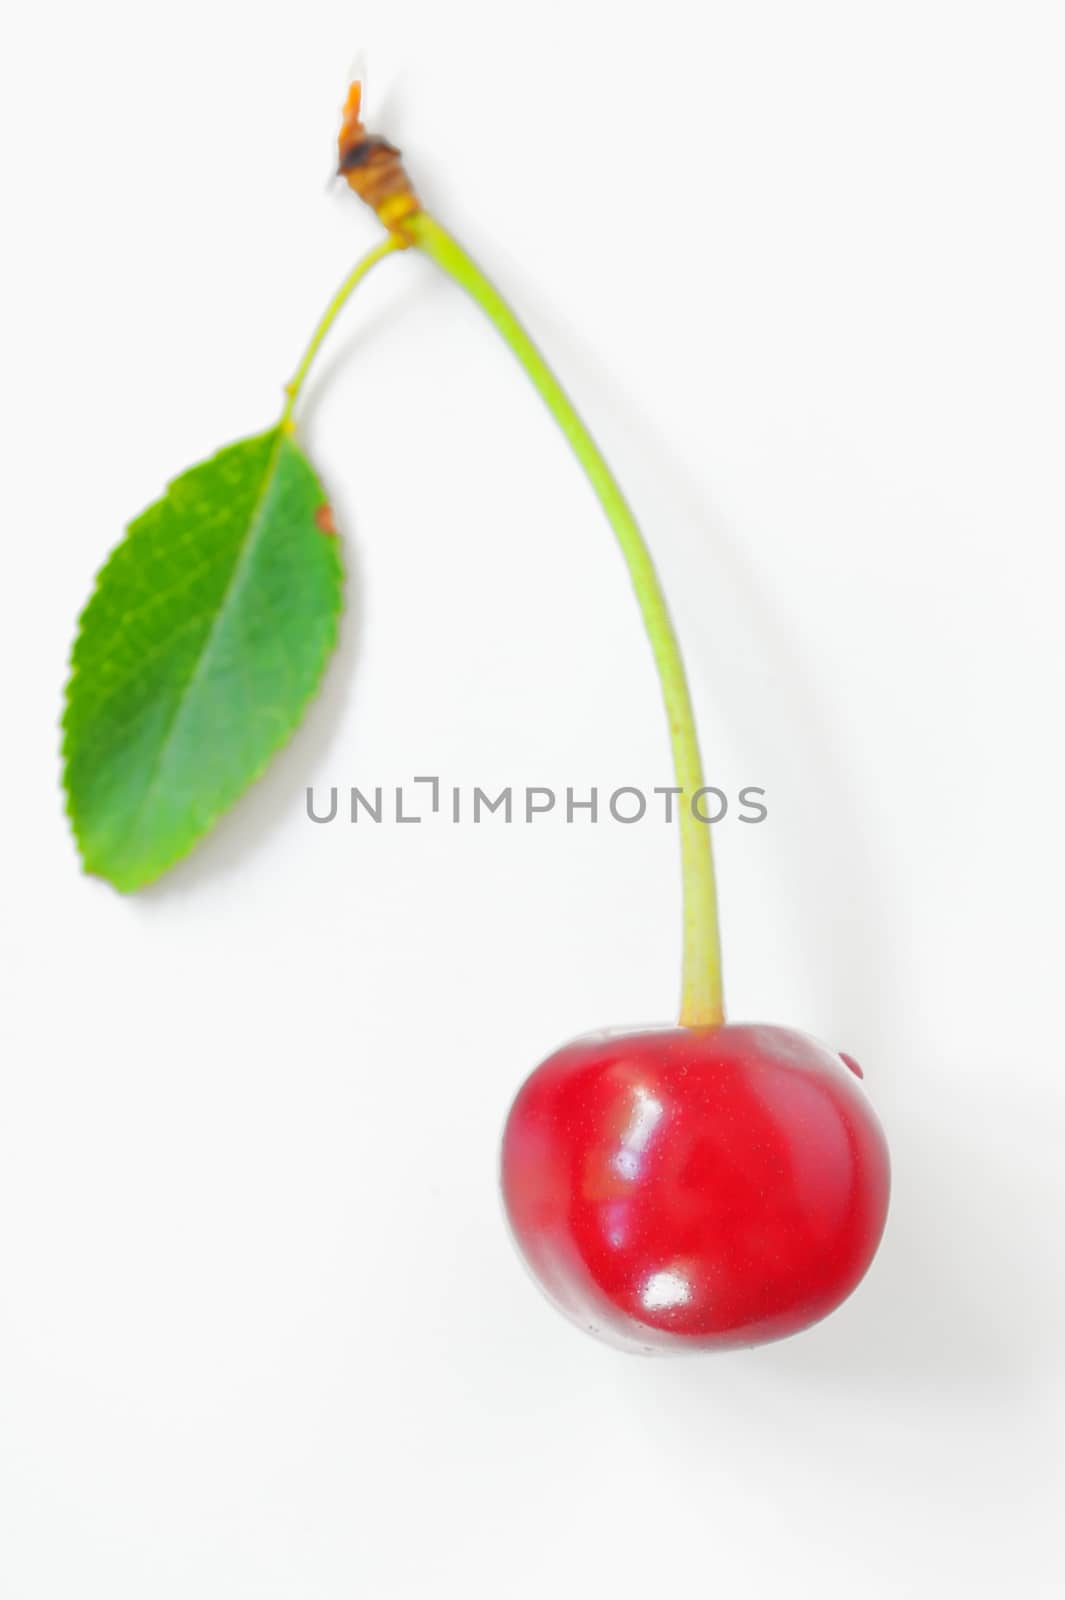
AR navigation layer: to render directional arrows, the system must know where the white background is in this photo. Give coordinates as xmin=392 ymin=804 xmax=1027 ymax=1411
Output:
xmin=3 ymin=1 xmax=1064 ymax=1595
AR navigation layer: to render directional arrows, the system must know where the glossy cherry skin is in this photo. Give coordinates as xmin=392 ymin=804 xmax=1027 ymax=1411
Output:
xmin=501 ymin=1023 xmax=890 ymax=1352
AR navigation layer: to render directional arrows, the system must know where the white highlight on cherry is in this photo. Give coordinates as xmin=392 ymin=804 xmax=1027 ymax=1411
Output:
xmin=613 ymin=1086 xmax=664 ymax=1181
xmin=641 ymin=1270 xmax=692 ymax=1311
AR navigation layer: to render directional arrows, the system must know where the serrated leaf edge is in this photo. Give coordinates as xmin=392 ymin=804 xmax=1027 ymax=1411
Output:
xmin=60 ymin=428 xmax=344 ymax=892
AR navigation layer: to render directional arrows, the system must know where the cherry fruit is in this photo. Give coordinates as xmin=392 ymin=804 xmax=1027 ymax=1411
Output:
xmin=330 ymin=87 xmax=893 ymax=1354
xmin=502 ymin=1024 xmax=889 ymax=1351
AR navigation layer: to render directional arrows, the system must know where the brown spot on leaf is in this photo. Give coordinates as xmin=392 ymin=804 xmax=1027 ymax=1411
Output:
xmin=315 ymin=503 xmax=337 ymax=537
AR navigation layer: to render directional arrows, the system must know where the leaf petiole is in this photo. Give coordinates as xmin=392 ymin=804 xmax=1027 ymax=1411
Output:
xmin=280 ymin=233 xmax=407 ymax=431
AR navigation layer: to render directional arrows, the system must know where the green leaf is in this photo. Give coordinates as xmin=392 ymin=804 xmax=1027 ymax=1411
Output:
xmin=62 ymin=427 xmax=343 ymax=891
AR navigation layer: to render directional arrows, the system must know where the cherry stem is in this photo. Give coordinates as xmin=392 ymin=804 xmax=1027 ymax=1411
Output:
xmin=404 ymin=211 xmax=724 ymax=1028
xmin=280 ymin=234 xmax=406 ymax=430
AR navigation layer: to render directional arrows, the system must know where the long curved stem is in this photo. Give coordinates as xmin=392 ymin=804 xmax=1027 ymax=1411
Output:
xmin=405 ymin=211 xmax=724 ymax=1027
xmin=280 ymin=235 xmax=406 ymax=430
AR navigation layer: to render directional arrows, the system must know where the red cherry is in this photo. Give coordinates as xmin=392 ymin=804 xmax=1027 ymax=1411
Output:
xmin=501 ymin=1023 xmax=890 ymax=1352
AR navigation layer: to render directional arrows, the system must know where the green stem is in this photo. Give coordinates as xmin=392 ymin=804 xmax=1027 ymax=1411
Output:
xmin=405 ymin=211 xmax=724 ymax=1028
xmin=280 ymin=235 xmax=406 ymax=430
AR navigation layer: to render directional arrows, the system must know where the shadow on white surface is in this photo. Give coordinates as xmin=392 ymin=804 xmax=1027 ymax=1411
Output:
xmin=515 ymin=286 xmax=901 ymax=1047
xmin=760 ymin=1087 xmax=1054 ymax=1390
